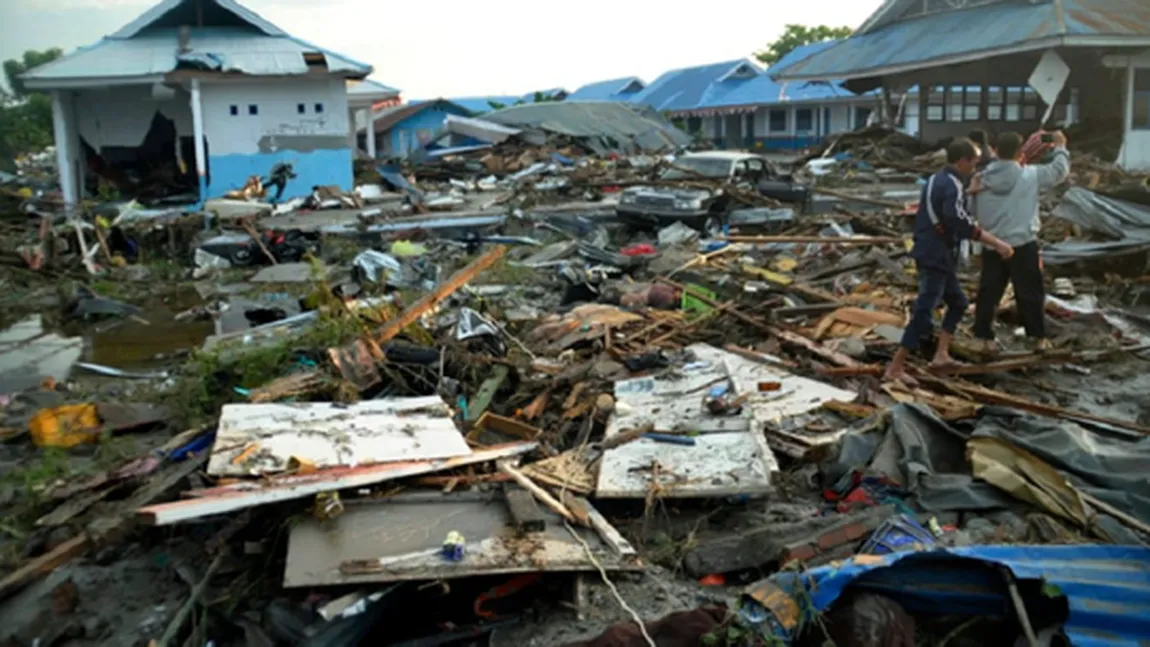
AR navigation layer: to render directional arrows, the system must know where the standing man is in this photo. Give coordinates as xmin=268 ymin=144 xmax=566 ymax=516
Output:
xmin=885 ymin=138 xmax=1015 ymax=384
xmin=970 ymin=131 xmax=1070 ymax=353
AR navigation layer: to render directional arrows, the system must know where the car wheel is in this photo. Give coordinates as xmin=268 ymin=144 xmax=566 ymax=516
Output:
xmin=703 ymin=216 xmax=723 ymax=238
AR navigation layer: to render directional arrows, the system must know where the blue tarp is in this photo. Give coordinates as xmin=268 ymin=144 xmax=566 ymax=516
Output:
xmin=763 ymin=545 xmax=1150 ymax=647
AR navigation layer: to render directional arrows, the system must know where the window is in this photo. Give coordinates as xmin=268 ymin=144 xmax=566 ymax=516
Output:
xmin=686 ymin=116 xmax=702 ymax=134
xmin=963 ymin=85 xmax=981 ymax=121
xmin=297 ymin=103 xmax=306 ymax=114
xmin=768 ymin=109 xmax=787 ymax=133
xmin=248 ymin=104 xmax=258 ymax=116
xmin=946 ymin=86 xmax=963 ymax=122
xmin=855 ymin=106 xmax=872 ymax=129
xmin=314 ymin=103 xmax=324 ymax=114
xmin=795 ymin=108 xmax=813 ymax=132
xmin=1022 ymin=88 xmax=1039 ymax=120
xmin=229 ymin=105 xmax=239 ymax=116
xmin=1005 ymin=87 xmax=1022 ymax=121
xmin=1136 ymin=69 xmax=1150 ymax=131
xmin=927 ymin=85 xmax=945 ymax=122
xmin=986 ymin=86 xmax=1004 ymax=120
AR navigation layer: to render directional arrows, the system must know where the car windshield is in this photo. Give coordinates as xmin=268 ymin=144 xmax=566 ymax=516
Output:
xmin=661 ymin=157 xmax=733 ymax=180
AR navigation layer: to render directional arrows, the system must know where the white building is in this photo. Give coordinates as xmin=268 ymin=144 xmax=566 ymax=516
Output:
xmin=22 ymin=0 xmax=379 ymax=206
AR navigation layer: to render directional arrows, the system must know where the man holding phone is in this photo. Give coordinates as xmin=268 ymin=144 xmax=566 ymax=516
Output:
xmin=970 ymin=130 xmax=1070 ymax=353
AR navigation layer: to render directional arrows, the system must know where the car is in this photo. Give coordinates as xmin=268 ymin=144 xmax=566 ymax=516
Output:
xmin=614 ymin=151 xmax=810 ymax=235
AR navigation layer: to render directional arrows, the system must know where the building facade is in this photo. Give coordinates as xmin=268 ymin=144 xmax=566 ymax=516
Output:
xmin=771 ymin=0 xmax=1150 ymax=169
xmin=360 ymin=100 xmax=472 ymax=158
xmin=23 ymin=0 xmax=375 ymax=206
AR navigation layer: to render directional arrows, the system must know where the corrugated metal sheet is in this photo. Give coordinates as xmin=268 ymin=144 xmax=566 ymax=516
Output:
xmin=767 ymin=545 xmax=1150 ymax=647
xmin=111 ymin=0 xmax=286 ymax=38
xmin=771 ymin=1 xmax=1059 ymax=81
xmin=432 ymin=96 xmax=522 ymax=114
xmin=1062 ymin=0 xmax=1150 ymax=36
xmin=25 ymin=24 xmax=369 ymax=82
xmin=348 ymin=78 xmax=400 ymax=98
xmin=692 ymin=42 xmax=862 ymax=111
xmin=568 ymin=76 xmax=645 ymax=101
xmin=629 ymin=59 xmax=754 ymax=112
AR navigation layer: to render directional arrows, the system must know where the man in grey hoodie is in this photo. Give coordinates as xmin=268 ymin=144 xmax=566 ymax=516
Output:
xmin=971 ymin=130 xmax=1070 ymax=352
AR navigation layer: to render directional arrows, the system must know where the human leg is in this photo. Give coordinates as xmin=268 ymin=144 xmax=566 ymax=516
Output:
xmin=932 ymin=270 xmax=969 ymax=366
xmin=972 ymin=249 xmax=1009 ymax=344
xmin=1009 ymin=242 xmax=1047 ymax=344
xmin=887 ymin=270 xmax=946 ymax=382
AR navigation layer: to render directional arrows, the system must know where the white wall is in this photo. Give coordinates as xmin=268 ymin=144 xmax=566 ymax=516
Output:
xmin=74 ymin=84 xmax=192 ymax=150
xmin=199 ymin=77 xmax=349 ymax=155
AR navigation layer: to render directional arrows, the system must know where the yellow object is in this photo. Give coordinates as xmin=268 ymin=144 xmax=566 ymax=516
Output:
xmin=29 ymin=404 xmax=101 ymax=448
xmin=771 ymin=256 xmax=798 ymax=273
xmin=390 ymin=240 xmax=428 ymax=257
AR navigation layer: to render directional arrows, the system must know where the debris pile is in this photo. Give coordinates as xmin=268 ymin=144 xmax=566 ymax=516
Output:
xmin=2 ymin=120 xmax=1150 ymax=647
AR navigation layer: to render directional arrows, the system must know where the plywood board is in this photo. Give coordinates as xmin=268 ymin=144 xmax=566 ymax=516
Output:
xmin=595 ymin=343 xmax=855 ymax=499
xmin=283 ymin=494 xmax=640 ymax=587
xmin=208 ymin=396 xmax=469 ymax=476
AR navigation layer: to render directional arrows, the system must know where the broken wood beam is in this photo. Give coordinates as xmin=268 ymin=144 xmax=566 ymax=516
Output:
xmin=498 ymin=462 xmax=577 ymax=523
xmin=503 ymin=487 xmax=547 ymax=533
xmin=563 ymin=495 xmax=637 ymax=557
xmin=240 ymin=219 xmax=277 ymax=265
xmin=654 ymin=278 xmax=773 ymax=335
xmin=722 ymin=235 xmax=904 ymax=245
xmin=812 ymin=187 xmax=907 ymax=209
xmin=155 ymin=552 xmax=224 ymax=647
xmin=373 ymin=245 xmax=507 ymax=346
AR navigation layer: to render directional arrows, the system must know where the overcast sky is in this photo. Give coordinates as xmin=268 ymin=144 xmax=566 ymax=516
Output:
xmin=1 ymin=0 xmax=883 ymax=98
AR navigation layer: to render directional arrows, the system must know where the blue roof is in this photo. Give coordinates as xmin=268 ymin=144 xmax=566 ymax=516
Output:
xmin=765 ymin=545 xmax=1150 ymax=647
xmin=568 ymin=76 xmax=645 ymax=101
xmin=436 ymin=96 xmax=521 ymax=114
xmin=772 ymin=0 xmax=1150 ymax=82
xmin=630 ymin=59 xmax=758 ymax=112
xmin=520 ymin=88 xmax=567 ymax=102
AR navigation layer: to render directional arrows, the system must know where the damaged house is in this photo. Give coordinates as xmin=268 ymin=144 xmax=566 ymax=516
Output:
xmin=20 ymin=0 xmax=377 ymax=206
xmin=770 ymin=0 xmax=1150 ymax=170
xmin=627 ymin=51 xmax=916 ymax=151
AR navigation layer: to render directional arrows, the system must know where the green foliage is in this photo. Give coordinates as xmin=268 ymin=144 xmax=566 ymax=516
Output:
xmin=0 ymin=48 xmax=63 ymax=172
xmin=4 ymin=48 xmax=64 ymax=98
xmin=755 ymin=24 xmax=853 ymax=67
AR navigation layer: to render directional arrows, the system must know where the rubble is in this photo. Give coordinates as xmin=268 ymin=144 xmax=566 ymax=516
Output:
xmin=2 ymin=116 xmax=1150 ymax=647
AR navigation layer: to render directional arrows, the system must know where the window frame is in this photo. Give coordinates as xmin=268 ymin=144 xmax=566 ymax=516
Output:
xmin=768 ymin=109 xmax=787 ymax=133
xmin=794 ymin=108 xmax=814 ymax=132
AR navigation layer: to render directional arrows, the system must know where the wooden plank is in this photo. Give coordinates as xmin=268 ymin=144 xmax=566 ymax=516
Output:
xmin=503 ymin=487 xmax=546 ymax=533
xmin=373 ymin=245 xmax=506 ymax=346
xmin=499 ymin=462 xmax=576 ymax=523
xmin=723 ymin=235 xmax=903 ymax=245
xmin=564 ymin=496 xmax=637 ymax=557
xmin=139 ymin=442 xmax=537 ymax=526
xmin=476 ymin=412 xmax=542 ymax=441
xmin=466 ymin=365 xmax=510 ymax=423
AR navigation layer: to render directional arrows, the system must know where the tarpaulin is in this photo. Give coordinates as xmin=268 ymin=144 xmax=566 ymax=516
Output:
xmin=761 ymin=545 xmax=1150 ymax=647
xmin=822 ymin=404 xmax=1150 ymax=542
xmin=1045 ymin=187 xmax=1150 ymax=265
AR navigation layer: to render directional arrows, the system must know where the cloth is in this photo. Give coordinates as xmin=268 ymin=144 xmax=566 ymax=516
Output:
xmin=899 ymin=266 xmax=968 ymax=351
xmin=974 ymin=149 xmax=1069 ymax=247
xmin=911 ymin=167 xmax=982 ymax=273
xmin=559 ymin=605 xmax=731 ymax=647
xmin=973 ymin=241 xmax=1046 ymax=340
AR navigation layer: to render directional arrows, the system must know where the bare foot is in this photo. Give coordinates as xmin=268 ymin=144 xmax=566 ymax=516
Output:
xmin=929 ymin=356 xmax=964 ymax=370
xmin=883 ymin=367 xmax=919 ymax=387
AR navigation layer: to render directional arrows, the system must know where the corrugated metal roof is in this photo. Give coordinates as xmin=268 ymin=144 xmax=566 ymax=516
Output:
xmin=436 ymin=96 xmax=522 ymax=114
xmin=772 ymin=1 xmax=1059 ymax=81
xmin=629 ymin=59 xmax=757 ymax=112
xmin=691 ymin=42 xmax=859 ymax=110
xmin=23 ymin=27 xmax=369 ymax=81
xmin=366 ymin=99 xmax=468 ymax=133
xmin=568 ymin=76 xmax=645 ymax=101
xmin=767 ymin=545 xmax=1150 ymax=647
xmin=773 ymin=0 xmax=1150 ymax=82
xmin=112 ymin=0 xmax=285 ymax=38
xmin=347 ymin=78 xmax=400 ymax=97
xmin=1062 ymin=0 xmax=1150 ymax=36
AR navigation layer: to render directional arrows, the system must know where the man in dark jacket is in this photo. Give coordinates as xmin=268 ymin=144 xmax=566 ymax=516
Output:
xmin=884 ymin=138 xmax=1015 ymax=384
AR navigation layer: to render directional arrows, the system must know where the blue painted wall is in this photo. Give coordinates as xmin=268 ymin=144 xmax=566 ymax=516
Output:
xmin=708 ymin=136 xmax=821 ymax=151
xmin=386 ymin=104 xmax=471 ymax=157
xmin=206 ymin=148 xmax=354 ymax=200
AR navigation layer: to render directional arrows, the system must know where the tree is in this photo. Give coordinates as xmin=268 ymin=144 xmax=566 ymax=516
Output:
xmin=4 ymin=48 xmax=63 ymax=98
xmin=755 ymin=24 xmax=853 ymax=67
xmin=0 ymin=48 xmax=62 ymax=171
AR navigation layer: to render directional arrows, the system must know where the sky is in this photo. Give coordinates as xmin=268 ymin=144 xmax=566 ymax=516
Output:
xmin=1 ymin=0 xmax=883 ymax=98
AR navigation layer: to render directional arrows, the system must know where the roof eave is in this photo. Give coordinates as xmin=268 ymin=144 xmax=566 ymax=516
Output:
xmin=773 ymin=34 xmax=1150 ymax=84
xmin=22 ymin=74 xmax=168 ymax=90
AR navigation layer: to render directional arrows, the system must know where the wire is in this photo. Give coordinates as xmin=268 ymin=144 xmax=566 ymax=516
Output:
xmin=556 ymin=413 xmax=656 ymax=647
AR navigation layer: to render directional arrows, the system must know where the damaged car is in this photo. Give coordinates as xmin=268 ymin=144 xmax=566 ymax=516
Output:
xmin=615 ymin=151 xmax=810 ymax=235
